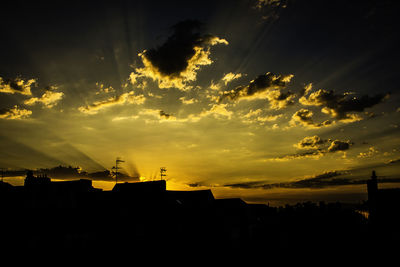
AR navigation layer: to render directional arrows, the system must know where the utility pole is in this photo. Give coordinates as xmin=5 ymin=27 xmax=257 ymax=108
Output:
xmin=112 ymin=157 xmax=125 ymax=185
xmin=160 ymin=167 xmax=167 ymax=180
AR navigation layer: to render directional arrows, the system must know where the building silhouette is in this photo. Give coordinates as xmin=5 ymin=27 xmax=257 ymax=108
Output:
xmin=367 ymin=170 xmax=400 ymax=228
xmin=1 ymin=170 xmax=398 ymax=256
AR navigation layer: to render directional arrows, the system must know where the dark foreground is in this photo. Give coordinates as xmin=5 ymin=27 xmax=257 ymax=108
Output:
xmin=1 ymin=176 xmax=399 ymax=260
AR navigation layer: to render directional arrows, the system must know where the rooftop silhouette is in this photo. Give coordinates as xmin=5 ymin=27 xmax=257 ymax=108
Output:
xmin=0 ymin=170 xmax=399 ymax=258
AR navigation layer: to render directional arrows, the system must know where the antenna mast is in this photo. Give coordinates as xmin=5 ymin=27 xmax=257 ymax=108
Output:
xmin=160 ymin=167 xmax=167 ymax=180
xmin=112 ymin=157 xmax=125 ymax=185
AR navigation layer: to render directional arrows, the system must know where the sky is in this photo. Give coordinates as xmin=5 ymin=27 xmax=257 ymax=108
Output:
xmin=1 ymin=0 xmax=400 ymax=205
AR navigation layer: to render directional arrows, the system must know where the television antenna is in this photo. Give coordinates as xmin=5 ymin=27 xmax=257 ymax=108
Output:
xmin=160 ymin=167 xmax=167 ymax=180
xmin=112 ymin=157 xmax=125 ymax=185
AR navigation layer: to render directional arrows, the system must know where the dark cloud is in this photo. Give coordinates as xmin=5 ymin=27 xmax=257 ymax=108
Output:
xmin=22 ymin=166 xmax=138 ymax=182
xmin=144 ymin=20 xmax=205 ymax=76
xmin=223 ymin=171 xmax=346 ymax=190
xmin=224 ymin=168 xmax=400 ymax=190
xmin=223 ymin=170 xmax=375 ymax=190
xmin=295 ymin=135 xmax=327 ymax=149
xmin=135 ymin=19 xmax=228 ymax=90
xmin=269 ymin=136 xmax=353 ymax=161
xmin=300 ymin=89 xmax=388 ymax=121
xmin=327 ymin=140 xmax=352 ymax=152
xmin=219 ymin=72 xmax=293 ymax=102
xmin=159 ymin=110 xmax=173 ymax=119
xmin=223 ymin=181 xmax=267 ymax=189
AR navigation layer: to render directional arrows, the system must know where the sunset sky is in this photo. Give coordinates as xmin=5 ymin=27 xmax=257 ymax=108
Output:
xmin=1 ymin=0 xmax=399 ymax=205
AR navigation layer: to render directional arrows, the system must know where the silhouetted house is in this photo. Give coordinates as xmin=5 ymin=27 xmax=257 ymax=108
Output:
xmin=367 ymin=170 xmax=400 ymax=228
xmin=0 ymin=180 xmax=14 ymax=192
xmin=112 ymin=180 xmax=166 ymax=194
xmin=21 ymin=171 xmax=99 ymax=208
xmin=215 ymin=198 xmax=250 ymax=246
xmin=166 ymin=189 xmax=215 ymax=207
xmin=24 ymin=170 xmax=51 ymax=188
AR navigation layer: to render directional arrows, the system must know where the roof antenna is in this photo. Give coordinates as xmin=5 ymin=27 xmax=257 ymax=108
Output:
xmin=112 ymin=157 xmax=125 ymax=185
xmin=160 ymin=167 xmax=167 ymax=181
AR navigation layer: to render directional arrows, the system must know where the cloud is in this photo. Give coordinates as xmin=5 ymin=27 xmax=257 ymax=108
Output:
xmin=159 ymin=110 xmax=174 ymax=120
xmin=299 ymin=88 xmax=387 ymax=122
xmin=138 ymin=108 xmax=177 ymax=122
xmin=0 ymin=77 xmax=36 ymax=96
xmin=265 ymin=89 xmax=296 ymax=110
xmin=0 ymin=105 xmax=32 ymax=120
xmin=24 ymin=89 xmax=64 ymax=108
xmin=294 ymin=135 xmax=327 ymax=149
xmin=290 ymin=108 xmax=334 ymax=128
xmin=79 ymin=91 xmax=145 ymax=114
xmin=327 ymin=140 xmax=352 ymax=152
xmin=267 ymin=136 xmax=353 ymax=161
xmin=198 ymin=103 xmax=233 ymax=120
xmin=242 ymin=109 xmax=283 ymax=124
xmin=254 ymin=0 xmax=288 ymax=21
xmin=135 ymin=19 xmax=228 ymax=90
xmin=357 ymin=146 xmax=379 ymax=158
xmin=299 ymin=83 xmax=313 ymax=97
xmin=223 ymin=170 xmax=348 ymax=190
xmin=219 ymin=72 xmax=293 ymax=102
xmin=95 ymin=83 xmax=115 ymax=95
xmin=266 ymin=150 xmax=325 ymax=161
xmin=179 ymin=96 xmax=197 ymax=105
xmin=221 ymin=72 xmax=243 ymax=85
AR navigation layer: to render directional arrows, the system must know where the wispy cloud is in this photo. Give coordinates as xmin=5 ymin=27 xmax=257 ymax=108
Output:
xmin=221 ymin=72 xmax=243 ymax=85
xmin=0 ymin=105 xmax=32 ymax=120
xmin=79 ymin=91 xmax=145 ymax=114
xmin=24 ymin=89 xmax=64 ymax=108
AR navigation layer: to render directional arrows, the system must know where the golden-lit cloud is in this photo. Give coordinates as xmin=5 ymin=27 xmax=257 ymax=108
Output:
xmin=299 ymin=83 xmax=313 ymax=97
xmin=135 ymin=20 xmax=228 ymax=91
xmin=242 ymin=109 xmax=282 ymax=124
xmin=321 ymin=107 xmax=363 ymax=123
xmin=357 ymin=146 xmax=379 ymax=158
xmin=24 ymin=90 xmax=64 ymax=108
xmin=0 ymin=105 xmax=32 ymax=120
xmin=294 ymin=135 xmax=327 ymax=149
xmin=198 ymin=103 xmax=233 ymax=120
xmin=95 ymin=83 xmax=115 ymax=95
xmin=290 ymin=108 xmax=334 ymax=128
xmin=221 ymin=72 xmax=243 ymax=85
xmin=78 ymin=91 xmax=145 ymax=114
xmin=266 ymin=151 xmax=324 ymax=162
xmin=0 ymin=77 xmax=36 ymax=96
xmin=299 ymin=88 xmax=387 ymax=122
xmin=179 ymin=96 xmax=198 ymax=105
xmin=219 ymin=72 xmax=293 ymax=102
xmin=327 ymin=140 xmax=353 ymax=153
xmin=264 ymin=89 xmax=295 ymax=110
xmin=266 ymin=136 xmax=353 ymax=162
